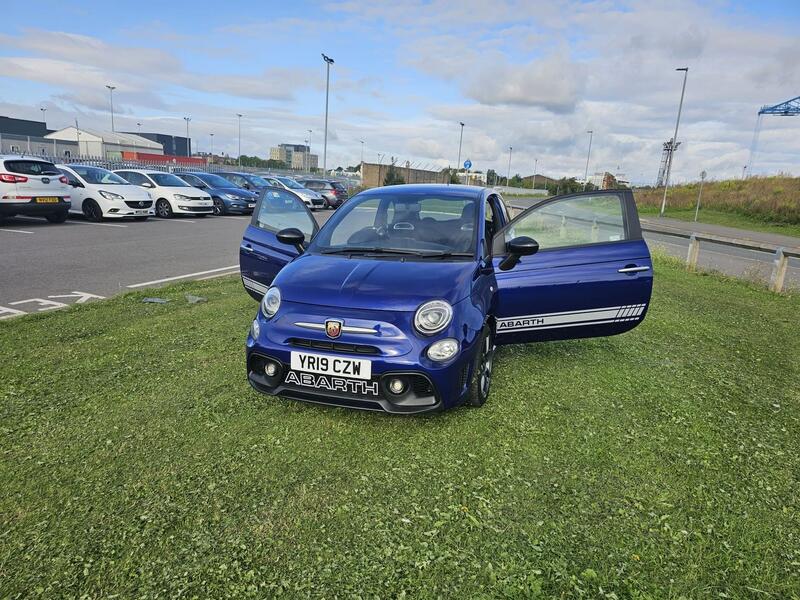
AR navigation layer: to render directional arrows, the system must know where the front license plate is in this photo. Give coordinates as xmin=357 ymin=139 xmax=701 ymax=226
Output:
xmin=36 ymin=197 xmax=59 ymax=203
xmin=290 ymin=351 xmax=371 ymax=380
xmin=136 ymin=210 xmax=148 ymax=215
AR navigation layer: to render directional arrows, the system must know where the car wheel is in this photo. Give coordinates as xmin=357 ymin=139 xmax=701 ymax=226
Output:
xmin=134 ymin=216 xmax=148 ymax=221
xmin=212 ymin=198 xmax=225 ymax=216
xmin=45 ymin=211 xmax=69 ymax=224
xmin=465 ymin=327 xmax=495 ymax=408
xmin=156 ymin=199 xmax=173 ymax=218
xmin=82 ymin=199 xmax=104 ymax=222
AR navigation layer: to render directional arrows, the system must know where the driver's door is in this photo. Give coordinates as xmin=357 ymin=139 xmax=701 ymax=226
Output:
xmin=240 ymin=188 xmax=318 ymax=299
xmin=492 ymin=189 xmax=652 ymax=344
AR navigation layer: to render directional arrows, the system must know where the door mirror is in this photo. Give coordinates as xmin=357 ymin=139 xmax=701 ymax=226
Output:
xmin=277 ymin=227 xmax=305 ymax=253
xmin=142 ymin=181 xmax=154 ymax=188
xmin=499 ymin=236 xmax=539 ymax=271
xmin=70 ymin=180 xmax=83 ymax=188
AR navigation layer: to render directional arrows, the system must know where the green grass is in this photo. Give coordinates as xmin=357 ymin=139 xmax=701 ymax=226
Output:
xmin=638 ymin=206 xmax=800 ymax=238
xmin=2 ymin=263 xmax=799 ymax=598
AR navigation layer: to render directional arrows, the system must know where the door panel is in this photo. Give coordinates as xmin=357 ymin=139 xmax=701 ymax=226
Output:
xmin=492 ymin=190 xmax=652 ymax=345
xmin=240 ymin=188 xmax=318 ymax=299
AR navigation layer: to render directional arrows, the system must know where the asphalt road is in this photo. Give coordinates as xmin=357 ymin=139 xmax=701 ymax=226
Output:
xmin=2 ymin=200 xmax=797 ymax=319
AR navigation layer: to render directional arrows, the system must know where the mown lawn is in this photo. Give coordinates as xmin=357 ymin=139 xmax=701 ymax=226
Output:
xmin=638 ymin=206 xmax=800 ymax=239
xmin=1 ymin=259 xmax=799 ymax=598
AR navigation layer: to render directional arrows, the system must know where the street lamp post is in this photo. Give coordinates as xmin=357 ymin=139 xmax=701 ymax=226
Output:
xmin=360 ymin=139 xmax=365 ymax=165
xmin=183 ymin=117 xmax=191 ymax=157
xmin=210 ymin=133 xmax=214 ymax=157
xmin=322 ymin=53 xmax=334 ymax=175
xmin=105 ymin=85 xmax=116 ymax=132
xmin=456 ymin=122 xmax=465 ymax=179
xmin=583 ymin=130 xmax=593 ymax=190
xmin=506 ymin=146 xmax=513 ymax=186
xmin=659 ymin=67 xmax=689 ymax=217
xmin=532 ymin=157 xmax=538 ymax=191
xmin=40 ymin=107 xmax=47 ymax=128
xmin=236 ymin=113 xmax=243 ymax=166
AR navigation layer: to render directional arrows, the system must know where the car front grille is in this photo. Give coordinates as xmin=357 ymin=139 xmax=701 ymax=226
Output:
xmin=288 ymin=337 xmax=380 ymax=355
xmin=125 ymin=200 xmax=153 ymax=208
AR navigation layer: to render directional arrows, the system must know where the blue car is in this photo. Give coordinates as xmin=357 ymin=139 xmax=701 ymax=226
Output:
xmin=175 ymin=172 xmax=258 ymax=215
xmin=241 ymin=184 xmax=652 ymax=413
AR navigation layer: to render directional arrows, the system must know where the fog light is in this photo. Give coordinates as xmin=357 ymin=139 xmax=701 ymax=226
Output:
xmin=388 ymin=378 xmax=405 ymax=394
xmin=265 ymin=361 xmax=278 ymax=377
xmin=427 ymin=338 xmax=459 ymax=362
xmin=251 ymin=318 xmax=260 ymax=339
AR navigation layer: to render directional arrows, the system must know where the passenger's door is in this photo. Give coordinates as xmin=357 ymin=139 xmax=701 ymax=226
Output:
xmin=491 ymin=190 xmax=652 ymax=344
xmin=240 ymin=188 xmax=319 ymax=299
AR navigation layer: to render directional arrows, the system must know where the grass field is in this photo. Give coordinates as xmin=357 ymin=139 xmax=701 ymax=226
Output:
xmin=638 ymin=206 xmax=800 ymax=239
xmin=2 ymin=260 xmax=799 ymax=598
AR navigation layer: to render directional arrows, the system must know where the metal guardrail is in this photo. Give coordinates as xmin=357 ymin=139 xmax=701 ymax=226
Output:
xmin=508 ymin=203 xmax=799 ymax=293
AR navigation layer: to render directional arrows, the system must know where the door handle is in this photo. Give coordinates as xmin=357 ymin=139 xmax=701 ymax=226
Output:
xmin=618 ymin=265 xmax=650 ymax=273
xmin=242 ymin=244 xmax=254 ymax=253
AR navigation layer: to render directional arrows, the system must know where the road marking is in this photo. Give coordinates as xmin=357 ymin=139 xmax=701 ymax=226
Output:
xmin=48 ymin=291 xmax=106 ymax=303
xmin=0 ymin=227 xmax=34 ymax=234
xmin=14 ymin=216 xmax=128 ymax=229
xmin=126 ymin=265 xmax=240 ymax=288
xmin=153 ymin=219 xmax=197 ymax=224
xmin=219 ymin=216 xmax=249 ymax=220
xmin=198 ymin=269 xmax=241 ymax=280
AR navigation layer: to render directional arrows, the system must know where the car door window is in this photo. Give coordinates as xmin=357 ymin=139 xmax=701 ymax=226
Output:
xmin=504 ymin=193 xmax=626 ymax=250
xmin=253 ymin=189 xmax=316 ymax=240
xmin=181 ymin=174 xmax=204 ymax=187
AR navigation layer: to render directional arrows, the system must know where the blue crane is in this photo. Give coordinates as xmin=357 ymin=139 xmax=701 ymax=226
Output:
xmin=747 ymin=96 xmax=800 ymax=175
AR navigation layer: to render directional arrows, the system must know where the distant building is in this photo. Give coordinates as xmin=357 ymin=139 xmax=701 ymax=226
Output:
xmin=270 ymin=143 xmax=318 ymax=170
xmin=587 ymin=171 xmax=627 ymax=190
xmin=45 ymin=127 xmax=163 ymax=159
xmin=0 ymin=116 xmax=78 ymax=157
xmin=123 ymin=132 xmax=191 ymax=157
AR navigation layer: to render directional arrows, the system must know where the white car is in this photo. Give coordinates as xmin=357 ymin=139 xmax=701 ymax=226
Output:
xmin=0 ymin=155 xmax=71 ymax=223
xmin=113 ymin=169 xmax=213 ymax=218
xmin=262 ymin=175 xmax=324 ymax=210
xmin=58 ymin=164 xmax=154 ymax=221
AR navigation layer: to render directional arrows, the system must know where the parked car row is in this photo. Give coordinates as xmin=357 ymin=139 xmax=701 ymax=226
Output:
xmin=0 ymin=155 xmax=351 ymax=224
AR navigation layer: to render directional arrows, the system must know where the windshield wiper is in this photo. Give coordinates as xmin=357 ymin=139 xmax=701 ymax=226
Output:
xmin=320 ymin=247 xmax=425 ymax=256
xmin=418 ymin=251 xmax=474 ymax=259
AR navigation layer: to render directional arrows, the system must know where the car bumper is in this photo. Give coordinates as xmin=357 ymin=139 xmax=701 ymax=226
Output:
xmin=0 ymin=200 xmax=70 ymax=216
xmin=245 ymin=308 xmax=480 ymax=413
xmin=175 ymin=204 xmax=214 ymax=214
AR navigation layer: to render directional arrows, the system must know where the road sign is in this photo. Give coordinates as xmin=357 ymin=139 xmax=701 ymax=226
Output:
xmin=463 ymin=159 xmax=472 ymax=169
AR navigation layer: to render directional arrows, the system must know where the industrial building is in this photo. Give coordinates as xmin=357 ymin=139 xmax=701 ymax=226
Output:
xmin=123 ymin=132 xmax=191 ymax=157
xmin=45 ymin=127 xmax=163 ymax=159
xmin=270 ymin=143 xmax=319 ymax=170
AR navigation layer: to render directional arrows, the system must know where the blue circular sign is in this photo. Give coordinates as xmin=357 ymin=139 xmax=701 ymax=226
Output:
xmin=463 ymin=159 xmax=472 ymax=169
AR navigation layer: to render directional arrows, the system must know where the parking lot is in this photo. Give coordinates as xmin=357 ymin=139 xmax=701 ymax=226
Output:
xmin=0 ymin=211 xmax=334 ymax=317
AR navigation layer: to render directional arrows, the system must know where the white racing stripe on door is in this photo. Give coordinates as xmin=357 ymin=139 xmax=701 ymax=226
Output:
xmin=497 ymin=304 xmax=647 ymax=334
xmin=241 ymin=276 xmax=268 ymax=294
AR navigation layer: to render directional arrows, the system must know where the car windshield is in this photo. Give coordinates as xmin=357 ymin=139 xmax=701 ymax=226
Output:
xmin=309 ymin=192 xmax=478 ymax=256
xmin=195 ymin=173 xmax=234 ymax=188
xmin=245 ymin=174 xmax=270 ymax=187
xmin=277 ymin=177 xmax=304 ymax=190
xmin=4 ymin=160 xmax=61 ymax=176
xmin=149 ymin=173 xmax=189 ymax=187
xmin=331 ymin=182 xmax=346 ymax=190
xmin=71 ymin=166 xmax=128 ymax=185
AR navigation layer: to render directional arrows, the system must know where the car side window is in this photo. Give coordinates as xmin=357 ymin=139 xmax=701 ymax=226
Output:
xmin=60 ymin=169 xmax=80 ymax=186
xmin=505 ymin=193 xmax=627 ymax=250
xmin=253 ymin=189 xmax=315 ymax=240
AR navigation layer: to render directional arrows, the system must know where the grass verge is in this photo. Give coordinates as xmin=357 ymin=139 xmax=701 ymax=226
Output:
xmin=1 ymin=262 xmax=799 ymax=598
xmin=639 ymin=205 xmax=800 ymax=239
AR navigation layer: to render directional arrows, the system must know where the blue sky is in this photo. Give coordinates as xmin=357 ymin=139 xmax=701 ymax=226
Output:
xmin=1 ymin=0 xmax=798 ymax=183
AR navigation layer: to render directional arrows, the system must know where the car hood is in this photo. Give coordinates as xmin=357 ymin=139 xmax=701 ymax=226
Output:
xmin=275 ymin=253 xmax=475 ymax=311
xmin=94 ymin=184 xmax=150 ymax=199
xmin=214 ymin=186 xmax=256 ymax=198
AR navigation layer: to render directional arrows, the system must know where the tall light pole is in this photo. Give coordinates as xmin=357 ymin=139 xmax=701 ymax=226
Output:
xmin=694 ymin=170 xmax=707 ymax=222
xmin=532 ymin=157 xmax=538 ymax=191
xmin=105 ymin=85 xmax=116 ymax=131
xmin=183 ymin=117 xmax=191 ymax=157
xmin=456 ymin=121 xmax=465 ymax=172
xmin=659 ymin=67 xmax=689 ymax=217
xmin=210 ymin=133 xmax=214 ymax=156
xmin=321 ymin=53 xmax=334 ymax=175
xmin=583 ymin=130 xmax=593 ymax=190
xmin=360 ymin=139 xmax=365 ymax=165
xmin=40 ymin=107 xmax=47 ymax=128
xmin=506 ymin=146 xmax=513 ymax=186
xmin=236 ymin=113 xmax=243 ymax=166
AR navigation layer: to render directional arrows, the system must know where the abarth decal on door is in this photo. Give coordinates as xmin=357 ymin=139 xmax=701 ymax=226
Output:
xmin=496 ymin=304 xmax=648 ymax=334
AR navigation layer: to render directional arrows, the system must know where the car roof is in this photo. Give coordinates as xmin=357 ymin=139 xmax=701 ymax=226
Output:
xmin=360 ymin=183 xmax=485 ymax=199
xmin=1 ymin=154 xmax=54 ymax=162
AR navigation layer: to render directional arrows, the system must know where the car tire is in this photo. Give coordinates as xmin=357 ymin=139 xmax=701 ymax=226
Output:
xmin=134 ymin=216 xmax=148 ymax=221
xmin=45 ymin=211 xmax=69 ymax=224
xmin=464 ymin=327 xmax=495 ymax=408
xmin=156 ymin=199 xmax=173 ymax=218
xmin=82 ymin=199 xmax=104 ymax=222
xmin=212 ymin=197 xmax=226 ymax=216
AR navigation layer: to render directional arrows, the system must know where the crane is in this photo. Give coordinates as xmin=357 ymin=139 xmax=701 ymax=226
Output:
xmin=747 ymin=96 xmax=800 ymax=176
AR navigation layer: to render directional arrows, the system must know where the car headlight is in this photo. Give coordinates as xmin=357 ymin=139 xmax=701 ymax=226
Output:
xmin=427 ymin=338 xmax=459 ymax=362
xmin=99 ymin=190 xmax=124 ymax=200
xmin=174 ymin=194 xmax=189 ymax=200
xmin=223 ymin=193 xmax=238 ymax=200
xmin=261 ymin=287 xmax=281 ymax=318
xmin=414 ymin=300 xmax=453 ymax=335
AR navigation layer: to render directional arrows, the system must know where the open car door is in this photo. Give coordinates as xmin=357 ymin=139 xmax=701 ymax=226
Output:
xmin=240 ymin=188 xmax=318 ymax=300
xmin=491 ymin=189 xmax=652 ymax=345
